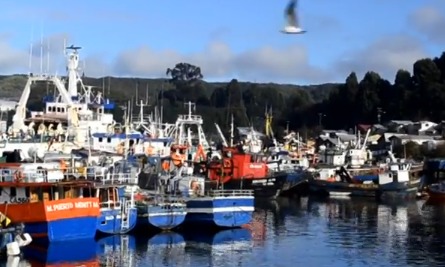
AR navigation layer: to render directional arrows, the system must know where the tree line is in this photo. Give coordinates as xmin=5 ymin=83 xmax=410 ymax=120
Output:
xmin=1 ymin=52 xmax=445 ymax=139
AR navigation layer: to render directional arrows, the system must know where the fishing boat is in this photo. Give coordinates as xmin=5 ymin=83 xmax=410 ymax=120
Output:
xmin=207 ymin=146 xmax=288 ymax=198
xmin=1 ymin=44 xmax=120 ymax=161
xmin=134 ymin=154 xmax=187 ymax=231
xmin=309 ymin=161 xmax=422 ymax=200
xmin=94 ymin=184 xmax=137 ymax=235
xmin=135 ymin=193 xmax=187 ymax=231
xmin=159 ymin=159 xmax=254 ymax=228
xmin=87 ymin=158 xmax=139 ymax=235
xmin=425 ymin=182 xmax=445 ymax=204
xmin=267 ymin=150 xmax=311 ymax=195
xmin=0 ymin=164 xmax=100 ymax=242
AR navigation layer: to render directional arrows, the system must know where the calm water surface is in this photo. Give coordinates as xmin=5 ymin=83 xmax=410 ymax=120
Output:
xmin=12 ymin=197 xmax=445 ymax=267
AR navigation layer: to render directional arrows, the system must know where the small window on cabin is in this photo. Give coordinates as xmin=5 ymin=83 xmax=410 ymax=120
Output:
xmin=10 ymin=187 xmax=16 ymax=197
xmin=0 ymin=187 xmax=2 ymax=196
xmin=61 ymin=108 xmax=65 ymax=113
xmin=107 ymin=138 xmax=111 ymax=143
xmin=98 ymin=137 xmax=103 ymax=142
xmin=57 ymin=107 xmax=61 ymax=112
xmin=25 ymin=187 xmax=30 ymax=198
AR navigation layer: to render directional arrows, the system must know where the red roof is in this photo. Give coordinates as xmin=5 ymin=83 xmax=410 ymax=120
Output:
xmin=357 ymin=124 xmax=372 ymax=131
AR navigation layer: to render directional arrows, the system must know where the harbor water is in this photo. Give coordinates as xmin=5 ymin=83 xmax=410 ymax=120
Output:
xmin=7 ymin=196 xmax=445 ymax=267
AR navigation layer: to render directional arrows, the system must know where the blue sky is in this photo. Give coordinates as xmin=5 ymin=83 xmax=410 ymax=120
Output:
xmin=0 ymin=0 xmax=444 ymax=84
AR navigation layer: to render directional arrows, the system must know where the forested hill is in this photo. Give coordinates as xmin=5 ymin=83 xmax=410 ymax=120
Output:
xmin=0 ymin=51 xmax=444 ymax=136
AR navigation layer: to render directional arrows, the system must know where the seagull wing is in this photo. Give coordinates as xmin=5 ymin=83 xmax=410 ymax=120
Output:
xmin=285 ymin=0 xmax=299 ymax=27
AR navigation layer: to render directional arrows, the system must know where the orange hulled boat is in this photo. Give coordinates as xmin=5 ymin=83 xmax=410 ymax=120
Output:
xmin=0 ymin=162 xmax=100 ymax=242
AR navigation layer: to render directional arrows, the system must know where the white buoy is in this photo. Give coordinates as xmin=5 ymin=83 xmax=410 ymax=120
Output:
xmin=15 ymin=233 xmax=32 ymax=247
xmin=6 ymin=241 xmax=20 ymax=256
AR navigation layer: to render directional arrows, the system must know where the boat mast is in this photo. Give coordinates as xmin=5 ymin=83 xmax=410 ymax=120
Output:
xmin=230 ymin=114 xmax=234 ymax=147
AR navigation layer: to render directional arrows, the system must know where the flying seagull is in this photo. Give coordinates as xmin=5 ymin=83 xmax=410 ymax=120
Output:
xmin=281 ymin=0 xmax=306 ymax=34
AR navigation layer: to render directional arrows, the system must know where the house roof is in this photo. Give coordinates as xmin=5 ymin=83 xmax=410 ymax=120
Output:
xmin=388 ymin=120 xmax=413 ymax=125
xmin=372 ymin=124 xmax=387 ymax=130
xmin=357 ymin=124 xmax=371 ymax=131
xmin=336 ymin=133 xmax=357 ymax=142
xmin=381 ymin=133 xmax=407 ymax=141
xmin=393 ymin=134 xmax=437 ymax=141
xmin=367 ymin=134 xmax=381 ymax=143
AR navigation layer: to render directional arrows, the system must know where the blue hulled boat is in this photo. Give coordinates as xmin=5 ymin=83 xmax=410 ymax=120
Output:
xmin=136 ymin=195 xmax=187 ymax=231
xmin=165 ymin=170 xmax=255 ymax=228
xmin=95 ymin=185 xmax=137 ymax=235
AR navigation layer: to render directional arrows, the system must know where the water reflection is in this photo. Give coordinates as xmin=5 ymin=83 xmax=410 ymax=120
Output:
xmin=7 ymin=197 xmax=445 ymax=266
xmin=182 ymin=229 xmax=253 ymax=267
xmin=20 ymin=239 xmax=98 ymax=267
xmin=97 ymin=235 xmax=136 ymax=267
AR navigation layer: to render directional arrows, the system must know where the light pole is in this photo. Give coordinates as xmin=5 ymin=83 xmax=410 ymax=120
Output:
xmin=377 ymin=107 xmax=385 ymax=124
xmin=318 ymin=113 xmax=326 ymax=127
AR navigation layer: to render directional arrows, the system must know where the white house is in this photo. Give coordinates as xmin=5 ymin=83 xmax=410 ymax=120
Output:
xmin=405 ymin=121 xmax=438 ymax=135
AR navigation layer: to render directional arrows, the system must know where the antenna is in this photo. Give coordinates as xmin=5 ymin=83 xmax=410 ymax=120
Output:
xmin=40 ymin=21 xmax=43 ymax=74
xmin=46 ymin=36 xmax=50 ymax=74
xmin=101 ymin=67 xmax=105 ymax=96
xmin=135 ymin=83 xmax=149 ymax=124
xmin=28 ymin=24 xmax=34 ymax=74
xmin=63 ymin=38 xmax=66 ymax=55
xmin=107 ymin=76 xmax=111 ymax=95
xmin=145 ymin=83 xmax=149 ymax=103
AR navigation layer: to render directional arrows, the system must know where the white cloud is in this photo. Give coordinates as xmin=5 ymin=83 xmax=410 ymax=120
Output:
xmin=113 ymin=42 xmax=333 ymax=83
xmin=0 ymin=32 xmax=434 ymax=85
xmin=408 ymin=6 xmax=445 ymax=44
xmin=334 ymin=35 xmax=427 ymax=82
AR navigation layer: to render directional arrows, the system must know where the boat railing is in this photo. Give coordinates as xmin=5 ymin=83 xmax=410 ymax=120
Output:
xmin=209 ymin=189 xmax=254 ymax=197
xmin=100 ymin=173 xmax=138 ymax=185
xmin=0 ymin=169 xmax=61 ymax=183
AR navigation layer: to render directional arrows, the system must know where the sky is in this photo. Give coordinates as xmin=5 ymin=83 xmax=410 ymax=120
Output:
xmin=0 ymin=0 xmax=444 ymax=85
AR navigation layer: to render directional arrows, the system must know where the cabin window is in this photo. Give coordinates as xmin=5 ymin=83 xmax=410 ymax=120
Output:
xmin=61 ymin=108 xmax=65 ymax=113
xmin=25 ymin=187 xmax=30 ymax=198
xmin=98 ymin=137 xmax=103 ymax=142
xmin=10 ymin=187 xmax=16 ymax=197
xmin=0 ymin=187 xmax=2 ymax=196
xmin=57 ymin=107 xmax=61 ymax=112
xmin=107 ymin=137 xmax=111 ymax=143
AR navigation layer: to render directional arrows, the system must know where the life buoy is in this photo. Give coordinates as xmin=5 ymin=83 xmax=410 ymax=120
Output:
xmin=162 ymin=161 xmax=170 ymax=171
xmin=223 ymin=159 xmax=231 ymax=168
xmin=14 ymin=170 xmax=24 ymax=183
xmin=171 ymin=153 xmax=185 ymax=166
xmin=134 ymin=192 xmax=144 ymax=201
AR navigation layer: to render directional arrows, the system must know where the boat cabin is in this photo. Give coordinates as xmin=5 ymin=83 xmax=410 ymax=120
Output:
xmin=207 ymin=147 xmax=268 ymax=183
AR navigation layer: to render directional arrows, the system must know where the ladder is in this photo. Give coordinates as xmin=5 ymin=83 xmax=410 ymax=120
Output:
xmin=120 ymin=198 xmax=130 ymax=231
